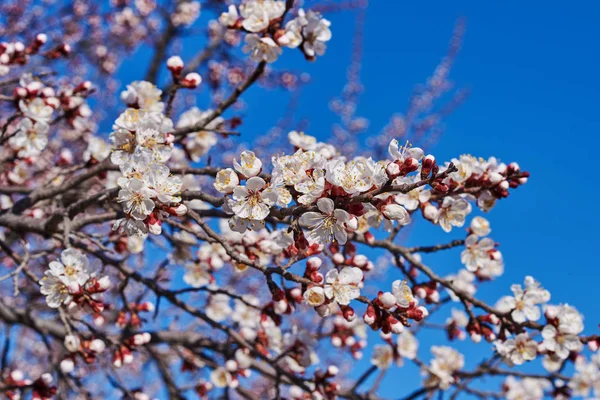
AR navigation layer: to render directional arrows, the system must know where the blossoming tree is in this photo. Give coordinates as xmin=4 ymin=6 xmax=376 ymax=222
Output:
xmin=0 ymin=1 xmax=597 ymax=399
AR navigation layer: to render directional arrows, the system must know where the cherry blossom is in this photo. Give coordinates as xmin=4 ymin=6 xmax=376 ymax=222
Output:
xmin=231 ymin=176 xmax=277 ymax=220
xmin=495 ymin=332 xmax=538 ymax=365
xmin=299 ymin=197 xmax=352 ymax=245
xmin=323 ymin=267 xmax=363 ymax=305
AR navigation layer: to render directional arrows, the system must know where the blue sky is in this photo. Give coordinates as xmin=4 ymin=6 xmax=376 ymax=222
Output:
xmin=106 ymin=1 xmax=600 ymax=397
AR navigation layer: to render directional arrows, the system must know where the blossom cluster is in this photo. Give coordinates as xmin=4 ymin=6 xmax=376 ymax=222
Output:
xmin=111 ymin=85 xmax=187 ymax=239
xmin=39 ymin=248 xmax=110 ymax=310
xmin=219 ymin=0 xmax=332 ymax=63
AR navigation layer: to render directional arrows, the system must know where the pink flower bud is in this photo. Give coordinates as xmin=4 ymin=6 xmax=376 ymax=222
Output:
xmin=342 ymin=306 xmax=355 ymax=321
xmin=181 ymin=72 xmax=202 ymax=88
xmin=386 ymin=161 xmax=400 ymax=177
xmin=172 ymin=204 xmax=188 ymax=216
xmin=167 ymin=55 xmax=184 ymax=73
xmin=148 ymin=219 xmax=162 ymax=235
xmin=388 ymin=317 xmax=404 ymax=334
xmin=90 ymin=339 xmax=106 ymax=353
xmin=353 ymin=254 xmax=367 ymax=267
xmin=225 ymin=360 xmax=238 ymax=372
xmin=423 ymin=204 xmax=438 ymax=221
xmin=331 ymin=336 xmax=342 ymax=347
xmin=428 ymin=290 xmax=440 ymax=303
xmin=332 ymin=253 xmax=344 ymax=265
xmin=36 ymin=33 xmax=48 ymax=44
xmin=307 ymin=257 xmax=322 ymax=270
xmin=26 ymin=81 xmax=43 ymax=94
xmin=274 ymin=298 xmax=288 ymax=314
xmin=470 ymin=332 xmax=482 ymax=343
xmin=379 ymin=292 xmax=396 ymax=309
xmin=15 ymin=87 xmax=27 ymax=97
xmin=64 ymin=334 xmax=80 ymax=352
xmin=327 ymin=365 xmax=339 ymax=376
xmin=97 ymin=276 xmax=111 ymax=290
xmin=60 ymin=358 xmax=75 ymax=374
xmin=346 ymin=216 xmax=359 ymax=231
xmin=364 ymin=305 xmax=376 ymax=325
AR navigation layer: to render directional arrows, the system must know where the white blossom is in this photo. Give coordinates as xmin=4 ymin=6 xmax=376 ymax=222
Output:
xmin=436 ymin=196 xmax=471 ymax=232
xmin=214 ymin=168 xmax=240 ymax=194
xmin=9 ymin=118 xmax=49 ymax=157
xmin=470 ymin=216 xmax=491 ymax=237
xmin=120 ymin=81 xmax=164 ymax=112
xmin=231 ymin=176 xmax=277 ymax=220
xmin=299 ymin=197 xmax=351 ymax=245
xmin=495 ymin=333 xmax=537 ymax=365
xmin=233 ymin=150 xmax=262 ymax=178
xmin=117 ymin=178 xmax=155 ymax=220
xmin=392 ymin=280 xmax=414 ymax=308
xmin=323 ymin=267 xmax=362 ymax=305
xmin=371 ymin=345 xmax=393 ymax=369
xmin=19 ymin=98 xmax=53 ymax=122
xmin=423 ymin=346 xmax=464 ymax=390
xmin=242 ymin=34 xmax=281 ymax=63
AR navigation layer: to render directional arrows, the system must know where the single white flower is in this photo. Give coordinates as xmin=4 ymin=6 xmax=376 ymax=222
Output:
xmin=299 ymin=197 xmax=351 ymax=245
xmin=424 ymin=346 xmax=464 ymax=390
xmin=210 ymin=367 xmax=237 ymax=388
xmin=300 ymin=9 xmax=332 ymax=58
xmin=206 ymin=294 xmax=232 ymax=322
xmin=231 ymin=176 xmax=277 ymax=220
xmin=242 ymin=34 xmax=282 ymax=63
xmin=371 ymin=345 xmax=394 ymax=369
xmin=233 ymin=150 xmax=262 ymax=178
xmin=146 ymin=164 xmax=182 ymax=204
xmin=461 ymin=234 xmax=495 ymax=272
xmin=470 ymin=216 xmax=491 ymax=237
xmin=392 ymin=280 xmax=414 ymax=308
xmin=394 ymin=177 xmax=431 ymax=211
xmin=214 ymin=168 xmax=240 ymax=194
xmin=436 ymin=196 xmax=471 ymax=232
xmin=495 ymin=333 xmax=538 ymax=365
xmin=541 ymin=324 xmax=582 ymax=359
xmin=47 ymin=248 xmax=93 ymax=288
xmin=397 ymin=331 xmax=418 ymax=360
xmin=219 ymin=5 xmax=239 ymax=27
xmin=388 ymin=139 xmax=424 ymax=162
xmin=117 ymin=178 xmax=156 ymax=220
xmin=303 ymin=286 xmax=326 ymax=307
xmin=323 ymin=267 xmax=363 ymax=305
xmin=40 ymin=273 xmax=72 ymax=308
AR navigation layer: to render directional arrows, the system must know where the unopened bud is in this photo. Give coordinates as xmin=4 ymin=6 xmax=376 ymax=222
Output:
xmin=90 ymin=339 xmax=106 ymax=353
xmin=346 ymin=216 xmax=359 ymax=231
xmin=379 ymin=292 xmax=396 ymax=309
xmin=332 ymin=253 xmax=344 ymax=265
xmin=167 ymin=56 xmax=184 ymax=75
xmin=181 ymin=72 xmax=202 ymax=88
xmin=60 ymin=358 xmax=75 ymax=374
xmin=307 ymin=257 xmax=322 ymax=270
xmin=386 ymin=162 xmax=400 ymax=177
xmin=423 ymin=204 xmax=438 ymax=221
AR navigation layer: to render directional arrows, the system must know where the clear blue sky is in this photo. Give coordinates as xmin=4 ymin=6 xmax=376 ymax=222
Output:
xmin=111 ymin=1 xmax=600 ymax=397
